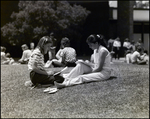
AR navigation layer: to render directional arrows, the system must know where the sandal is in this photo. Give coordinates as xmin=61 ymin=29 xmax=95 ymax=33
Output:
xmin=43 ymin=87 xmax=52 ymax=93
xmin=48 ymin=87 xmax=59 ymax=94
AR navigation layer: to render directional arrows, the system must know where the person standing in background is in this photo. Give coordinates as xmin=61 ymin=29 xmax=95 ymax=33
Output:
xmin=113 ymin=37 xmax=121 ymax=60
xmin=123 ymin=38 xmax=131 ymax=57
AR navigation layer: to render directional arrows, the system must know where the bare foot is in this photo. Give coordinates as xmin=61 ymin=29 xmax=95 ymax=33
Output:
xmin=54 ymin=81 xmax=66 ymax=89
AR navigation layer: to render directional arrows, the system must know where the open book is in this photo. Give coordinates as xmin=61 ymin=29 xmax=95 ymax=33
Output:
xmin=76 ymin=60 xmax=94 ymax=67
xmin=53 ymin=66 xmax=68 ymax=76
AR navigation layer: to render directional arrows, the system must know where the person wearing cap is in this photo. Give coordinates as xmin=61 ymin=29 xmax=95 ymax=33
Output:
xmin=18 ymin=44 xmax=32 ymax=64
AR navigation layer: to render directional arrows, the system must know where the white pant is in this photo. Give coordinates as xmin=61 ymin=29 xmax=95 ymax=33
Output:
xmin=126 ymin=53 xmax=132 ymax=64
xmin=63 ymin=63 xmax=111 ymax=87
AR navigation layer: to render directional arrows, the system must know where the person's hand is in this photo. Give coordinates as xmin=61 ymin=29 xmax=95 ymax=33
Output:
xmin=85 ymin=60 xmax=90 ymax=63
xmin=24 ymin=59 xmax=29 ymax=62
xmin=47 ymin=71 xmax=54 ymax=76
xmin=52 ymin=59 xmax=58 ymax=62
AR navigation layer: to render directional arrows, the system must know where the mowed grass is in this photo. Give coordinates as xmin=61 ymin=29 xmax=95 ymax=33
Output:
xmin=1 ymin=61 xmax=149 ymax=118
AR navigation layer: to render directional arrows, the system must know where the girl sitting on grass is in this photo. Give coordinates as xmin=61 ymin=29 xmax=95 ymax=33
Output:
xmin=47 ymin=37 xmax=77 ymax=67
xmin=25 ymin=36 xmax=64 ymax=87
xmin=44 ymin=34 xmax=111 ymax=93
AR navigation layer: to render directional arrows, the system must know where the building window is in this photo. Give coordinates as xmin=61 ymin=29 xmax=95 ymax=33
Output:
xmin=109 ymin=1 xmax=149 ymax=9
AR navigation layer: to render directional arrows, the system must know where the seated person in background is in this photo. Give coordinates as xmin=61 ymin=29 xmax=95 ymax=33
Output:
xmin=126 ymin=46 xmax=143 ymax=64
xmin=18 ymin=44 xmax=32 ymax=64
xmin=107 ymin=38 xmax=115 ymax=63
xmin=1 ymin=46 xmax=7 ymax=64
xmin=44 ymin=32 xmax=57 ymax=63
xmin=44 ymin=46 xmax=56 ymax=68
xmin=48 ymin=46 xmax=56 ymax=60
xmin=1 ymin=53 xmax=15 ymax=65
xmin=137 ymin=50 xmax=149 ymax=65
xmin=46 ymin=37 xmax=77 ymax=67
xmin=135 ymin=38 xmax=144 ymax=51
xmin=30 ymin=42 xmax=35 ymax=52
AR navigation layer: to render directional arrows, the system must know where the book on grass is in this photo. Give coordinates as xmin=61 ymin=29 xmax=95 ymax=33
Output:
xmin=53 ymin=66 xmax=68 ymax=76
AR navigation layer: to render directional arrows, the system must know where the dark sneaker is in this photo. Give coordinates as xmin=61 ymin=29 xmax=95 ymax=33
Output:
xmin=54 ymin=75 xmax=65 ymax=83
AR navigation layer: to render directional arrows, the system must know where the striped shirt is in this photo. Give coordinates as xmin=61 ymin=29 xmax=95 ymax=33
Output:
xmin=60 ymin=47 xmax=76 ymax=63
xmin=28 ymin=48 xmax=45 ymax=72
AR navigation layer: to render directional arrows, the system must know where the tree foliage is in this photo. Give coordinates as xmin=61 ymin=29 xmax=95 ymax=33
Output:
xmin=1 ymin=1 xmax=90 ymax=46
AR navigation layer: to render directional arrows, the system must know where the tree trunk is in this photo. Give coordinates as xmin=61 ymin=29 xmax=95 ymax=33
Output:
xmin=117 ymin=1 xmax=134 ymax=44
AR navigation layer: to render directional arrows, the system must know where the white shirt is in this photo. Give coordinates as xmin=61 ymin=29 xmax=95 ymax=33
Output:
xmin=123 ymin=42 xmax=131 ymax=48
xmin=113 ymin=40 xmax=121 ymax=47
xmin=20 ymin=49 xmax=32 ymax=61
xmin=93 ymin=46 xmax=111 ymax=71
xmin=131 ymin=51 xmax=140 ymax=63
xmin=1 ymin=52 xmax=6 ymax=63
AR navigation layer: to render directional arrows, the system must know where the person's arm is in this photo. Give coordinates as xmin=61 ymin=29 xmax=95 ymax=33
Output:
xmin=123 ymin=42 xmax=126 ymax=47
xmin=137 ymin=53 xmax=142 ymax=61
xmin=56 ymin=49 xmax=62 ymax=60
xmin=19 ymin=51 xmax=26 ymax=62
xmin=90 ymin=54 xmax=94 ymax=63
xmin=32 ymin=61 xmax=54 ymax=76
xmin=92 ymin=49 xmax=108 ymax=72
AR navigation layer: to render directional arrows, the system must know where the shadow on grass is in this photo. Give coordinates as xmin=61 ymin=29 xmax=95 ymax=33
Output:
xmin=105 ymin=76 xmax=117 ymax=81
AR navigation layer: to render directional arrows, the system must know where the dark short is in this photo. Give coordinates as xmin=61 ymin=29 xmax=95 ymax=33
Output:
xmin=65 ymin=62 xmax=76 ymax=67
xmin=30 ymin=71 xmax=54 ymax=85
xmin=52 ymin=61 xmax=76 ymax=67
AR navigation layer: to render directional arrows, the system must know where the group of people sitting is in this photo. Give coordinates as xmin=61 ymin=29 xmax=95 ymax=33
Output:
xmin=107 ymin=37 xmax=149 ymax=65
xmin=25 ymin=34 xmax=112 ymax=94
xmin=124 ymin=38 xmax=149 ymax=65
xmin=44 ymin=37 xmax=77 ymax=68
xmin=1 ymin=42 xmax=34 ymax=65
xmin=1 ymin=46 xmax=16 ymax=65
xmin=2 ymin=34 xmax=149 ymax=93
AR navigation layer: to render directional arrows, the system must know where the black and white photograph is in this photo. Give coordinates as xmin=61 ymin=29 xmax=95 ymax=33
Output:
xmin=1 ymin=0 xmax=149 ymax=118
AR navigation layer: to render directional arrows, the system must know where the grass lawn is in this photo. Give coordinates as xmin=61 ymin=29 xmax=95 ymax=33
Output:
xmin=1 ymin=59 xmax=149 ymax=118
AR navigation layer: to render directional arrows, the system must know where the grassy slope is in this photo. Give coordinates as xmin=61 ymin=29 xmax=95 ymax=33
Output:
xmin=1 ymin=62 xmax=149 ymax=118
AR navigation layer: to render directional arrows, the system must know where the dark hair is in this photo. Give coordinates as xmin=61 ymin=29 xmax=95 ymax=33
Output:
xmin=131 ymin=40 xmax=135 ymax=44
xmin=6 ymin=53 xmax=11 ymax=58
xmin=37 ymin=36 xmax=53 ymax=54
xmin=86 ymin=34 xmax=107 ymax=48
xmin=1 ymin=46 xmax=6 ymax=52
xmin=125 ymin=38 xmax=129 ymax=42
xmin=21 ymin=44 xmax=28 ymax=50
xmin=61 ymin=37 xmax=70 ymax=47
xmin=137 ymin=46 xmax=142 ymax=52
xmin=144 ymin=50 xmax=148 ymax=54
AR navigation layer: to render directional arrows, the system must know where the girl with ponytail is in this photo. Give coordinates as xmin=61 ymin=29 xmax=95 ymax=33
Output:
xmin=51 ymin=34 xmax=111 ymax=90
